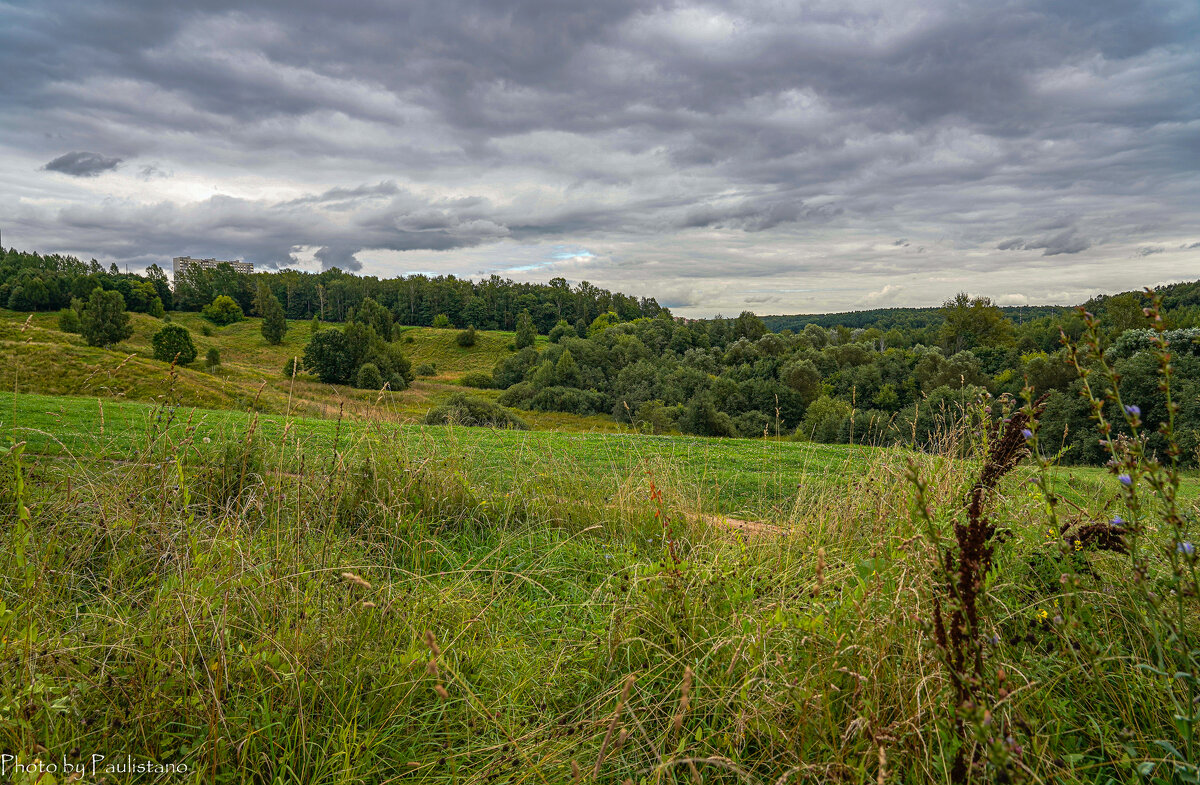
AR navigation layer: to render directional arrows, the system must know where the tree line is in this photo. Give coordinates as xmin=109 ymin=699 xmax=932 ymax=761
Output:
xmin=0 ymin=247 xmax=667 ymax=332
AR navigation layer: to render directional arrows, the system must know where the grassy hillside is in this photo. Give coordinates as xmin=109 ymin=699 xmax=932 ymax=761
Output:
xmin=0 ymin=309 xmax=590 ymax=429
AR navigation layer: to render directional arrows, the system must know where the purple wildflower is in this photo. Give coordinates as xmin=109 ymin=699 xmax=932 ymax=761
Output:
xmin=1021 ymin=428 xmax=1033 ymax=440
xmin=1178 ymin=542 xmax=1195 ymax=557
xmin=1111 ymin=516 xmax=1125 ymax=527
xmin=1118 ymin=474 xmax=1133 ymax=486
xmin=1125 ymin=405 xmax=1141 ymax=417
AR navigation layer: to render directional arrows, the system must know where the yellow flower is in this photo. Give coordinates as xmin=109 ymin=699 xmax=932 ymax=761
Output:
xmin=1074 ymin=540 xmax=1082 ymax=551
xmin=1036 ymin=608 xmax=1048 ymax=621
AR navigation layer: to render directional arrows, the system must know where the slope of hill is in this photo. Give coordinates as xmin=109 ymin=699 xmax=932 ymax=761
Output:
xmin=0 ymin=309 xmax=618 ymax=431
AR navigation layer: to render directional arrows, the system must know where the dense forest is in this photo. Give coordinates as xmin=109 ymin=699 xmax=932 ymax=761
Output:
xmin=479 ymin=289 xmax=1200 ymax=467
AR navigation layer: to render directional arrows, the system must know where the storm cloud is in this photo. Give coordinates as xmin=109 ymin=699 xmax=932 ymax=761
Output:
xmin=2 ymin=0 xmax=1199 ymax=314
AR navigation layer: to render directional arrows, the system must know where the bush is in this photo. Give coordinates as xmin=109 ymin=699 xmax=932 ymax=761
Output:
xmin=57 ymin=306 xmax=81 ymax=334
xmin=432 ymin=313 xmax=451 ymax=329
xmin=206 ymin=347 xmax=221 ymax=369
xmin=459 ymin=371 xmax=494 ymax=389
xmin=80 ymin=287 xmax=134 ymax=348
xmin=356 ymin=362 xmax=383 ymax=390
xmin=456 ymin=326 xmax=477 ymax=347
xmin=150 ymin=324 xmax=198 ymax=365
xmin=632 ymin=399 xmax=674 ymax=434
xmin=202 ymin=295 xmax=243 ymax=325
xmin=387 ymin=373 xmax=408 ymax=391
xmin=423 ymin=394 xmax=529 ymax=429
xmin=794 ymin=395 xmax=852 ymax=443
xmin=283 ymin=357 xmax=303 ymax=378
xmin=527 ymin=386 xmax=607 ymax=415
xmin=200 ymin=324 xmax=213 ymax=337
xmin=415 ymin=363 xmax=437 ymax=377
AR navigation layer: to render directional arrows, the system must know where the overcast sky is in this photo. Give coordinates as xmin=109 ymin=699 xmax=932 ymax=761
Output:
xmin=2 ymin=0 xmax=1198 ymax=316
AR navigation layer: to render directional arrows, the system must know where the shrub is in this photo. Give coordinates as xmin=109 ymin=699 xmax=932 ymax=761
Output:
xmin=151 ymin=324 xmax=198 ymax=365
xmin=283 ymin=357 xmax=303 ymax=378
xmin=202 ymin=295 xmax=243 ymax=325
xmin=200 ymin=324 xmax=213 ymax=337
xmin=459 ymin=371 xmax=494 ymax=389
xmin=57 ymin=306 xmax=81 ymax=334
xmin=387 ymin=373 xmax=408 ymax=391
xmin=431 ymin=313 xmax=451 ymax=329
xmin=310 ymin=316 xmax=322 ymax=334
xmin=206 ymin=347 xmax=221 ymax=369
xmin=528 ymin=386 xmax=606 ymax=415
xmin=678 ymin=391 xmax=738 ymax=437
xmin=456 ymin=326 xmax=477 ymax=347
xmin=424 ymin=394 xmax=529 ymax=429
xmin=80 ymin=287 xmax=133 ymax=348
xmin=794 ymin=395 xmax=852 ymax=443
xmin=355 ymin=362 xmax=383 ymax=390
xmin=633 ymin=399 xmax=674 ymax=434
xmin=415 ymin=363 xmax=437 ymax=377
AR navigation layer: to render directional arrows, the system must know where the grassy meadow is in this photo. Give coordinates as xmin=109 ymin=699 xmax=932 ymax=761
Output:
xmin=1 ymin=309 xmax=1198 ymax=784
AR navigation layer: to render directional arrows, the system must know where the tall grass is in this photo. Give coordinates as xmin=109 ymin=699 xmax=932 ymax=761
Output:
xmin=0 ymin=362 xmax=1195 ymax=783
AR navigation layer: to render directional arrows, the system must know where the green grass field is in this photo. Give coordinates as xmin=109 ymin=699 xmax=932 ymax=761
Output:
xmin=5 ymin=389 xmax=1178 ymax=522
xmin=1 ymin=307 xmax=1198 ymax=784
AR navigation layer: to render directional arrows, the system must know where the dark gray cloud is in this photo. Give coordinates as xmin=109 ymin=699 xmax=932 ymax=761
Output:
xmin=2 ymin=0 xmax=1199 ymax=314
xmin=42 ymin=151 xmax=123 ymax=177
xmin=998 ymin=229 xmax=1092 ymax=256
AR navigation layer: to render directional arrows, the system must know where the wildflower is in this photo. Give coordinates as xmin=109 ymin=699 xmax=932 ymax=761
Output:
xmin=1021 ymin=428 xmax=1033 ymax=440
xmin=1178 ymin=541 xmax=1195 ymax=557
xmin=1112 ymin=516 xmax=1125 ymax=527
xmin=1118 ymin=474 xmax=1132 ymax=486
xmin=1074 ymin=540 xmax=1082 ymax=552
xmin=1124 ymin=405 xmax=1141 ymax=417
xmin=1036 ymin=608 xmax=1048 ymax=621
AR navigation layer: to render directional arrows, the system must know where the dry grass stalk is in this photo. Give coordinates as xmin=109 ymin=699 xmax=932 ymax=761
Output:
xmin=340 ymin=571 xmax=371 ymax=589
xmin=673 ymin=666 xmax=693 ymax=735
xmin=594 ymin=673 xmax=636 ymax=777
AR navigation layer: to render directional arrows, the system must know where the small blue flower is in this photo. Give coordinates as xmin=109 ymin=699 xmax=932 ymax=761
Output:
xmin=1125 ymin=405 xmax=1141 ymax=417
xmin=1021 ymin=428 xmax=1033 ymax=440
xmin=1111 ymin=516 xmax=1125 ymax=527
xmin=1178 ymin=541 xmax=1195 ymax=556
xmin=1118 ymin=474 xmax=1133 ymax=486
